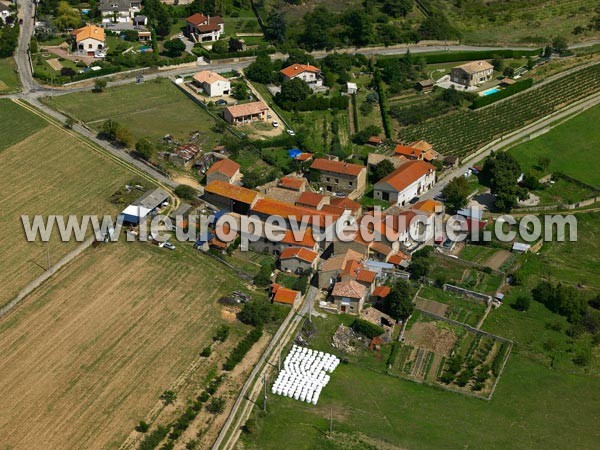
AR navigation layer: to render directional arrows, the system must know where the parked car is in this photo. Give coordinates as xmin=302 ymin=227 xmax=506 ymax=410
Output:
xmin=163 ymin=242 xmax=176 ymax=250
xmin=272 ymin=121 xmax=279 ymax=127
xmin=215 ymin=99 xmax=228 ymax=106
xmin=286 ymin=129 xmax=295 ymax=136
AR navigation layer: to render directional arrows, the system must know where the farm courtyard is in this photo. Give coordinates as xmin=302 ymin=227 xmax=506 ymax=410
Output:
xmin=0 ymin=242 xmax=241 ymax=450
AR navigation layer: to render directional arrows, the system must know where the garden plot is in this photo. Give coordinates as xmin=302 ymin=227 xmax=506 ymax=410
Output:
xmin=392 ymin=313 xmax=510 ymax=399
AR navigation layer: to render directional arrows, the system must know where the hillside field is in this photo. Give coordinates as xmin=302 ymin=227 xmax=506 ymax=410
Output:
xmin=0 ymin=107 xmax=135 ymax=307
xmin=509 ymin=104 xmax=600 ymax=187
xmin=0 ymin=242 xmax=242 ymax=450
xmin=41 ymin=78 xmax=220 ymax=145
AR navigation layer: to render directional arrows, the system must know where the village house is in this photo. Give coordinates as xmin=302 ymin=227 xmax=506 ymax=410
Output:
xmin=280 ymin=64 xmax=323 ymax=88
xmin=309 ymin=158 xmax=367 ymax=198
xmin=279 ymin=247 xmax=319 ymax=274
xmin=98 ymin=0 xmax=141 ymax=23
xmin=193 ymin=70 xmax=231 ymax=97
xmin=205 ymin=158 xmax=242 ymax=185
xmin=410 ymin=140 xmax=439 ymax=162
xmin=318 ymin=249 xmax=364 ymax=289
xmin=367 ymin=153 xmax=406 ymax=172
xmin=71 ymin=24 xmax=105 ymax=56
xmin=250 ymin=198 xmax=340 ymax=234
xmin=186 ymin=13 xmax=224 ymax=42
xmin=278 ymin=175 xmax=307 ymax=192
xmin=451 ymin=60 xmax=494 ymax=87
xmin=331 ymin=279 xmax=368 ymax=315
xmin=346 ymin=82 xmax=358 ymax=94
xmin=271 ymin=283 xmax=301 ymax=306
xmin=373 ymin=160 xmax=436 ymax=206
xmin=394 ymin=141 xmax=437 ymax=162
xmin=367 ymin=136 xmax=385 ymax=147
xmin=204 ymin=180 xmax=260 ymax=214
xmin=223 ymin=101 xmax=268 ymax=125
xmin=169 ymin=143 xmax=199 ymax=168
xmin=0 ymin=1 xmax=11 ymax=21
xmin=295 ymin=191 xmax=329 ymax=210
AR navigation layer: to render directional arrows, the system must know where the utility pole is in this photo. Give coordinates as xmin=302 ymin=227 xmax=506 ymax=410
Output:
xmin=262 ymin=373 xmax=267 ymax=412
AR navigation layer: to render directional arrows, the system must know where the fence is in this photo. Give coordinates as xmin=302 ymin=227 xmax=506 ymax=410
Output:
xmin=443 ymin=283 xmax=492 ymax=305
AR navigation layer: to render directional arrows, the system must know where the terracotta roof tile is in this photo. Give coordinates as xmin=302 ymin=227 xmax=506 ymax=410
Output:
xmin=279 ymin=247 xmax=318 ymax=263
xmin=274 ymin=287 xmax=300 ymax=305
xmin=205 ymin=180 xmax=258 ymax=204
xmin=278 ymin=176 xmax=306 ymax=191
xmin=373 ymin=286 xmax=391 ymax=298
xmin=394 ymin=144 xmax=423 ymax=158
xmin=296 ymin=191 xmax=326 ymax=208
xmin=206 ymin=159 xmax=240 ymax=177
xmin=332 ymin=280 xmax=367 ymax=299
xmin=71 ymin=24 xmax=105 ymax=42
xmin=310 ymin=158 xmax=365 ymax=177
xmin=280 ymin=64 xmax=320 ymax=78
xmin=375 ymin=160 xmax=435 ymax=193
xmin=225 ymin=101 xmax=268 ymax=118
xmin=281 ymin=227 xmax=316 ymax=248
xmin=193 ymin=70 xmax=227 ymax=84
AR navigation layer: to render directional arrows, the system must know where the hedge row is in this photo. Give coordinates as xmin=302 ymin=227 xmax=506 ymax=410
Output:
xmin=223 ymin=327 xmax=263 ymax=371
xmin=193 ymin=46 xmax=276 ymax=61
xmin=492 ymin=342 xmax=509 ymax=377
xmin=138 ymin=425 xmax=169 ymax=450
xmin=470 ymin=78 xmax=534 ymax=109
xmin=352 ymin=318 xmax=385 ymax=339
xmin=277 ymin=95 xmax=349 ymax=112
xmin=375 ymin=71 xmax=393 ymax=138
xmin=378 ymin=48 xmax=541 ymax=64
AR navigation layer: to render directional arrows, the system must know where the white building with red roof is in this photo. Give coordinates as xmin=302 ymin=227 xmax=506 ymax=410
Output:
xmin=186 ymin=13 xmax=224 ymax=42
xmin=280 ymin=64 xmax=323 ymax=88
xmin=193 ymin=70 xmax=230 ymax=97
xmin=373 ymin=160 xmax=436 ymax=206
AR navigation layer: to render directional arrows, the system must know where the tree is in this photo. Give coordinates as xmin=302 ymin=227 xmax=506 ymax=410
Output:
xmin=211 ymin=39 xmax=228 ymax=54
xmin=491 ymin=55 xmax=504 ymax=72
xmin=264 ymin=10 xmax=286 ymax=43
xmin=513 ymin=294 xmax=531 ymax=311
xmin=228 ymin=38 xmax=245 ymax=52
xmin=115 ymin=126 xmax=133 ymax=148
xmin=352 ymin=124 xmax=381 ymax=144
xmin=278 ymin=78 xmax=311 ymax=104
xmin=372 ymin=159 xmax=395 ymax=182
xmin=443 ymin=176 xmax=470 ymax=211
xmin=60 ymin=67 xmax=76 ymax=77
xmin=552 ymin=36 xmax=569 ymax=54
xmin=503 ymin=66 xmax=515 ymax=77
xmin=418 ymin=12 xmax=460 ymax=40
xmin=480 ymin=152 xmax=526 ymax=212
xmin=380 ymin=280 xmax=413 ymax=321
xmin=54 ymin=1 xmax=81 ymax=30
xmin=206 ymin=396 xmax=226 ymax=414
xmin=64 ymin=117 xmax=75 ymax=129
xmin=93 ymin=78 xmax=107 ymax=92
xmin=409 ymin=257 xmax=430 ymax=279
xmin=135 ymin=421 xmax=150 ymax=433
xmin=174 ymin=184 xmax=198 ymax=200
xmin=164 ymin=38 xmax=186 ymax=57
xmin=231 ymin=81 xmax=249 ymax=100
xmin=160 ymin=390 xmax=177 ymax=405
xmin=245 ymin=53 xmax=274 ymax=84
xmin=135 ymin=138 xmax=155 ymax=161
xmin=383 ymin=0 xmax=413 ymax=18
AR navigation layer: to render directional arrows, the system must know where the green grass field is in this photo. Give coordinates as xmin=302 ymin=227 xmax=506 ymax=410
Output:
xmin=42 ymin=78 xmax=221 ymax=145
xmin=0 ymin=99 xmax=47 ymax=151
xmin=0 ymin=58 xmax=19 ymax=93
xmin=509 ymin=104 xmax=600 ymax=188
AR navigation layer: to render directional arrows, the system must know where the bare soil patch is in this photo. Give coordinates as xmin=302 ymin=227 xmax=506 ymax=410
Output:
xmin=404 ymin=322 xmax=457 ymax=356
xmin=415 ymin=298 xmax=448 ymax=317
xmin=484 ymin=249 xmax=512 ymax=270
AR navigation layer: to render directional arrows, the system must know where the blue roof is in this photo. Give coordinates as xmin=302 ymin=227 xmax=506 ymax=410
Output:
xmin=195 ymin=232 xmax=214 ymax=246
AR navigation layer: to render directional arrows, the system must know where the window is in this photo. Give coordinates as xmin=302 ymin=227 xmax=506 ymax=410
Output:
xmin=335 ymin=178 xmax=339 ymax=184
xmin=326 ymin=177 xmax=330 ymax=182
xmin=348 ymin=181 xmax=353 ymax=187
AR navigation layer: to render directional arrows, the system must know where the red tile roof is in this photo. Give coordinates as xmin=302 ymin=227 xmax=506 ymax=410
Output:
xmin=368 ymin=136 xmax=384 ymax=145
xmin=280 ymin=64 xmax=320 ymax=78
xmin=281 ymin=227 xmax=316 ymax=248
xmin=375 ymin=160 xmax=435 ymax=193
xmin=251 ymin=198 xmax=339 ymax=228
xmin=273 ymin=286 xmax=300 ymax=305
xmin=295 ymin=152 xmax=314 ymax=161
xmin=394 ymin=144 xmax=423 ymax=159
xmin=205 ymin=180 xmax=258 ymax=204
xmin=206 ymin=159 xmax=240 ymax=178
xmin=356 ymin=269 xmax=376 ymax=283
xmin=225 ymin=101 xmax=268 ymax=118
xmin=332 ymin=280 xmax=367 ymax=299
xmin=373 ymin=285 xmax=391 ymax=298
xmin=329 ymin=197 xmax=361 ymax=214
xmin=310 ymin=158 xmax=365 ymax=177
xmin=279 ymin=247 xmax=318 ymax=263
xmin=278 ymin=176 xmax=306 ymax=191
xmin=296 ymin=191 xmax=326 ymax=208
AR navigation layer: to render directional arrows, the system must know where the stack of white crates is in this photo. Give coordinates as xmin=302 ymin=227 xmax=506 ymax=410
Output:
xmin=271 ymin=345 xmax=340 ymax=405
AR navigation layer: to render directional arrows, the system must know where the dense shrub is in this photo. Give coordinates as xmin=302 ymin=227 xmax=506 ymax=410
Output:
xmin=471 ymin=79 xmax=534 ymax=109
xmin=223 ymin=327 xmax=263 ymax=371
xmin=138 ymin=425 xmax=170 ymax=450
xmin=352 ymin=318 xmax=385 ymax=339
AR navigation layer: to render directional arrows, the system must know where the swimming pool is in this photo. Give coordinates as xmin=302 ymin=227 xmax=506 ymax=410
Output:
xmin=480 ymin=87 xmax=501 ymax=96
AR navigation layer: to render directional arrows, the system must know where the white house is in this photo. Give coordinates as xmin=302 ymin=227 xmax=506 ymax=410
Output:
xmin=192 ymin=70 xmax=231 ymax=97
xmin=280 ymin=64 xmax=322 ymax=88
xmin=70 ymin=25 xmax=105 ymax=57
xmin=347 ymin=82 xmax=358 ymax=94
xmin=98 ymin=0 xmax=141 ymax=23
xmin=0 ymin=1 xmax=11 ymax=21
xmin=186 ymin=13 xmax=224 ymax=42
xmin=373 ymin=160 xmax=436 ymax=206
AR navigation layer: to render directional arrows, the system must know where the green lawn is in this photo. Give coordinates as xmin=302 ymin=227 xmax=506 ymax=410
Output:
xmin=243 ymin=345 xmax=599 ymax=450
xmin=460 ymin=244 xmax=499 ymax=264
xmin=41 ymin=78 xmax=221 ymax=145
xmin=0 ymin=57 xmax=19 ymax=93
xmin=508 ymin=104 xmax=600 ymax=188
xmin=0 ymin=100 xmax=47 ymax=151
